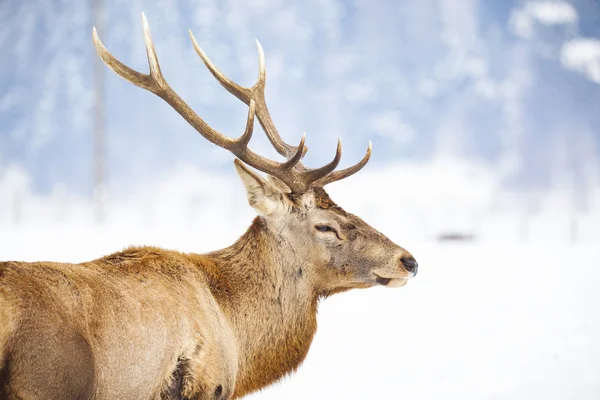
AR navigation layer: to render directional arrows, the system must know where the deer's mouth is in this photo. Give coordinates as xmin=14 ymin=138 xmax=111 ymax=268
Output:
xmin=373 ymin=274 xmax=408 ymax=288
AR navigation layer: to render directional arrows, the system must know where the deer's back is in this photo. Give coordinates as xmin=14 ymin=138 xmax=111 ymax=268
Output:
xmin=0 ymin=247 xmax=233 ymax=399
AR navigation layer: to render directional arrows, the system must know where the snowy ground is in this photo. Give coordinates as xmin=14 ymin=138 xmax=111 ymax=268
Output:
xmin=1 ymin=165 xmax=599 ymax=399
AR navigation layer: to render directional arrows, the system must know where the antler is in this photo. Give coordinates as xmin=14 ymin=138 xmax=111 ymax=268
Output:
xmin=189 ymin=35 xmax=300 ymax=160
xmin=92 ymin=12 xmax=370 ymax=193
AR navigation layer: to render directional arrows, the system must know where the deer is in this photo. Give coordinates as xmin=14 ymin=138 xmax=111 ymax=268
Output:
xmin=0 ymin=13 xmax=418 ymax=400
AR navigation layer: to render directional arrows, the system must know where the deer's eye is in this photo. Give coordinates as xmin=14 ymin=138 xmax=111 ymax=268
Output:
xmin=315 ymin=225 xmax=337 ymax=234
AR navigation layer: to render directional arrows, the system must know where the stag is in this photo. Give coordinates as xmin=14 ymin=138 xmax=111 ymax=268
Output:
xmin=0 ymin=13 xmax=418 ymax=400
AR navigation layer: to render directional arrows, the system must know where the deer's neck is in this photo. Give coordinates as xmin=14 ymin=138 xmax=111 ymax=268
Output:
xmin=200 ymin=217 xmax=319 ymax=397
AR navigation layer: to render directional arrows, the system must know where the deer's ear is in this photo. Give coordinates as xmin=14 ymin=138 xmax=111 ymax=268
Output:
xmin=234 ymin=159 xmax=285 ymax=216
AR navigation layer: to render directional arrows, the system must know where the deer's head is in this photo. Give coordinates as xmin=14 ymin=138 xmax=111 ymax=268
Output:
xmin=93 ymin=13 xmax=418 ymax=294
xmin=235 ymin=161 xmax=417 ymax=293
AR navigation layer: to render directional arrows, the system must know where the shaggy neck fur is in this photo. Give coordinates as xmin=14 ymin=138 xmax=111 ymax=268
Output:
xmin=191 ymin=217 xmax=319 ymax=398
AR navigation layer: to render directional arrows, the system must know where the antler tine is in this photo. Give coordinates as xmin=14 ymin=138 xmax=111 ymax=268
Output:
xmin=314 ymin=142 xmax=372 ymax=187
xmin=249 ymin=40 xmax=308 ymax=160
xmin=92 ymin=27 xmax=155 ymax=94
xmin=189 ymin=31 xmax=303 ymax=159
xmin=232 ymin=99 xmax=256 ymax=150
xmin=281 ymin=133 xmax=306 ymax=169
xmin=140 ymin=13 xmax=164 ymax=87
xmin=304 ymin=138 xmax=343 ymax=183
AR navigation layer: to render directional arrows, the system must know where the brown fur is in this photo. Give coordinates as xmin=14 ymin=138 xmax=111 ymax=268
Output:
xmin=0 ymin=184 xmax=415 ymax=399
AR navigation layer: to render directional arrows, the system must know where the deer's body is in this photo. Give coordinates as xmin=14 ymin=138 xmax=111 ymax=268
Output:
xmin=1 ymin=218 xmax=319 ymax=399
xmin=0 ymin=13 xmax=418 ymax=399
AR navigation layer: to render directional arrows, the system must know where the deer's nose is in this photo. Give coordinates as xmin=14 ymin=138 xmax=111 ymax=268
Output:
xmin=400 ymin=256 xmax=418 ymax=276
